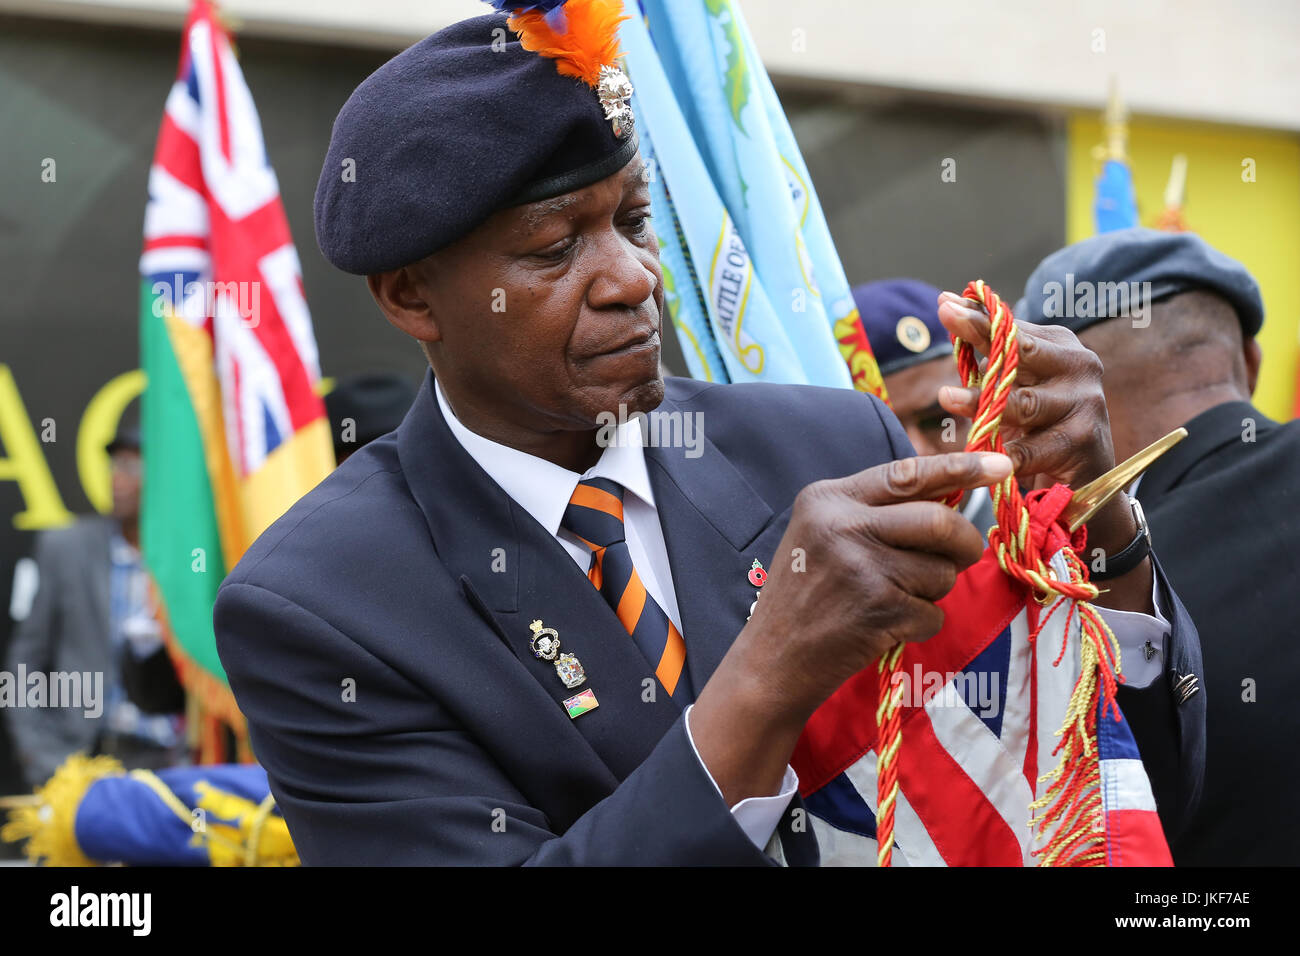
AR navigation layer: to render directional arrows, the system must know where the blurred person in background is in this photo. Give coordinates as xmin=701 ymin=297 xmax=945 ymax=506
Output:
xmin=856 ymin=279 xmax=996 ymax=539
xmin=324 ymin=372 xmax=418 ymax=464
xmin=1020 ymin=227 xmax=1299 ymax=865
xmin=5 ymin=418 xmax=186 ymax=789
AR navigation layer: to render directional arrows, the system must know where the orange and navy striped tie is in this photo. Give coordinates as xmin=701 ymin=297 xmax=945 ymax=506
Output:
xmin=561 ymin=477 xmax=693 ymax=701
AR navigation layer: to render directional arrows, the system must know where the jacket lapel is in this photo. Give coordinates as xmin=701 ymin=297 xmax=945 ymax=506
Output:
xmin=644 ymin=398 xmax=819 ymax=865
xmin=643 ymin=395 xmax=791 ymax=695
xmin=396 ymin=371 xmax=681 ymax=782
xmin=486 ymin=542 xmax=685 ymax=781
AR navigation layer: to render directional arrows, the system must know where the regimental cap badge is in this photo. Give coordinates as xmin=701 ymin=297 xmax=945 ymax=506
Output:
xmin=529 ymin=619 xmax=589 ymax=693
xmin=528 ymin=618 xmax=562 ymax=660
xmin=491 ymin=0 xmax=635 ymax=139
xmin=597 ymin=63 xmax=634 ymax=139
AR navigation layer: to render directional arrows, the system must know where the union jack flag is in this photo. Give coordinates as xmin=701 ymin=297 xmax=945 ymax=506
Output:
xmin=792 ymin=490 xmax=1172 ymax=867
xmin=138 ymin=0 xmax=332 ymax=737
xmin=140 ymin=0 xmax=325 ymax=481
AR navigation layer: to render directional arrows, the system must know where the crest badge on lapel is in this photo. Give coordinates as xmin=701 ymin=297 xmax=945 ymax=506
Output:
xmin=529 ymin=619 xmax=598 ymax=719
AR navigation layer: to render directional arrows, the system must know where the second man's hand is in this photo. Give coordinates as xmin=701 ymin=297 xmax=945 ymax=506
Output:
xmin=935 ymin=291 xmax=1154 ymax=614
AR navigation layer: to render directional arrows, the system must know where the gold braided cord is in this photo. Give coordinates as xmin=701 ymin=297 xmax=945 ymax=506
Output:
xmin=873 ymin=641 xmax=905 ymax=867
xmin=875 ymin=280 xmax=1125 ymax=867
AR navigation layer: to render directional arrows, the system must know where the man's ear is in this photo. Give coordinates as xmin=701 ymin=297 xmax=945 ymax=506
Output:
xmin=1243 ymin=336 xmax=1263 ymax=396
xmin=366 ymin=263 xmax=442 ymax=344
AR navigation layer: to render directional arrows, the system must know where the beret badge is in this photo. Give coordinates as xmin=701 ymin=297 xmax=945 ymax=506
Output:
xmin=492 ymin=0 xmax=635 ymax=138
xmin=597 ymin=63 xmax=634 ymax=139
xmin=896 ymin=315 xmax=932 ymax=353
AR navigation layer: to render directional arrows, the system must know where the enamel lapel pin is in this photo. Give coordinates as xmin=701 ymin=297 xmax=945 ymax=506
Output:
xmin=529 ymin=619 xmax=598 ymax=719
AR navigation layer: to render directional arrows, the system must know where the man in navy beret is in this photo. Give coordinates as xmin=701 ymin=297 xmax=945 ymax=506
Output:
xmin=1021 ymin=227 xmax=1298 ymax=864
xmin=855 ymin=279 xmax=996 ymax=540
xmin=215 ymin=7 xmax=1202 ymax=865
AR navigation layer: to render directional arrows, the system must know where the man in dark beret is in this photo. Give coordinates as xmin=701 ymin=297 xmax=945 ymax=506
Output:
xmin=215 ymin=10 xmax=1200 ymax=865
xmin=855 ymin=279 xmax=995 ymax=540
xmin=1020 ymin=227 xmax=1298 ymax=865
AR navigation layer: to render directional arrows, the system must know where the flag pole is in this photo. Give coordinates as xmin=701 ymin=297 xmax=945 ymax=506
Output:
xmin=1154 ymin=154 xmax=1190 ymax=231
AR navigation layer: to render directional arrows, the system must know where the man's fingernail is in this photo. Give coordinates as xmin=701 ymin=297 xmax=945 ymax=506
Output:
xmin=939 ymin=290 xmax=960 ymax=302
xmin=978 ymin=452 xmax=1013 ymax=478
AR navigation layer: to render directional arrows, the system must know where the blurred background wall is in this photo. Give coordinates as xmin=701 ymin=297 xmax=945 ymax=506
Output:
xmin=1 ymin=0 xmax=1296 ymax=796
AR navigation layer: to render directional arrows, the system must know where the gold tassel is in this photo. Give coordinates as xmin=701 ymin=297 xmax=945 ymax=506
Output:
xmin=193 ymin=781 xmax=298 ymax=866
xmin=1 ymin=753 xmax=125 ymax=866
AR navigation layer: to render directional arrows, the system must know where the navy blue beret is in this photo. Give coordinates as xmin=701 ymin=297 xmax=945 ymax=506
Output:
xmin=314 ymin=12 xmax=639 ymax=275
xmin=1015 ymin=228 xmax=1264 ymax=338
xmin=853 ymin=279 xmax=953 ymax=377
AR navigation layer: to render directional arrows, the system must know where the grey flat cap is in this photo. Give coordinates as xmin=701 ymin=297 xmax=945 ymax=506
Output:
xmin=1015 ymin=228 xmax=1264 ymax=338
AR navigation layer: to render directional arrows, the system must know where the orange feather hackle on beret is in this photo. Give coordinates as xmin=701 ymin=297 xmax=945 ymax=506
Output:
xmin=507 ymin=0 xmax=629 ymax=87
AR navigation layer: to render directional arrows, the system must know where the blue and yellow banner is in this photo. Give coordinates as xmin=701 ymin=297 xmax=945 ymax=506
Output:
xmin=621 ymin=0 xmax=885 ymax=399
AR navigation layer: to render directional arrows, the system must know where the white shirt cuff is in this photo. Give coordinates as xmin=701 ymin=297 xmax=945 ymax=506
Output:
xmin=683 ymin=703 xmax=799 ymax=851
xmin=1094 ymin=574 xmax=1170 ymax=690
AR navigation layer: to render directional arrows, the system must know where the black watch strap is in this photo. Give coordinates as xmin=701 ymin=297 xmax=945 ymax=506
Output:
xmin=1091 ymin=496 xmax=1151 ymax=581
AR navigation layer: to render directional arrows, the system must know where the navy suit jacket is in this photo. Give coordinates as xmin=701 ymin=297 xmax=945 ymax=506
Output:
xmin=214 ymin=372 xmax=1204 ymax=864
xmin=1137 ymin=402 xmax=1298 ymax=864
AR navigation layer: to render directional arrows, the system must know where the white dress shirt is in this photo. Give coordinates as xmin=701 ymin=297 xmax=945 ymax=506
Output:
xmin=434 ymin=381 xmax=797 ymax=851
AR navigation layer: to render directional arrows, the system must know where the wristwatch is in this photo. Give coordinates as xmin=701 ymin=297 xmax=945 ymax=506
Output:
xmin=1091 ymin=494 xmax=1151 ymax=581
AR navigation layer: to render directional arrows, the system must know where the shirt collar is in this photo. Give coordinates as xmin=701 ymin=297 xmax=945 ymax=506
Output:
xmin=434 ymin=378 xmax=655 ymax=537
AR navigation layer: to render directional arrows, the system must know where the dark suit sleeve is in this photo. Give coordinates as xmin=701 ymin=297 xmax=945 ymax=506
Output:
xmin=216 ymin=581 xmax=780 ymax=866
xmin=1115 ymin=552 xmax=1206 ymax=843
xmin=869 ymin=395 xmax=919 ymax=461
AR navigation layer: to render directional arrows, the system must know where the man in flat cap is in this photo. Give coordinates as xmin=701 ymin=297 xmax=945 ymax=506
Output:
xmin=855 ymin=279 xmax=996 ymax=540
xmin=216 ymin=7 xmax=1200 ymax=865
xmin=1020 ymin=227 xmax=1297 ymax=865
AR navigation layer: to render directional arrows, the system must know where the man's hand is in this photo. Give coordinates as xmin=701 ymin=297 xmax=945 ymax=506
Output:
xmin=934 ymin=290 xmax=1152 ymax=612
xmin=935 ymin=291 xmax=1116 ymax=491
xmin=690 ymin=451 xmax=1011 ymax=807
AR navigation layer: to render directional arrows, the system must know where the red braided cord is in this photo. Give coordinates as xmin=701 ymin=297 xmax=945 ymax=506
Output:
xmin=876 ymin=280 xmax=1018 ymax=865
xmin=874 ymin=642 xmax=904 ymax=866
xmin=874 ymin=280 xmax=1121 ymax=867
